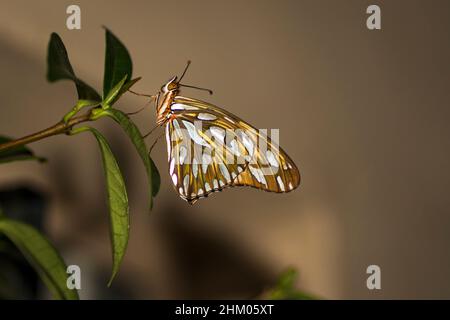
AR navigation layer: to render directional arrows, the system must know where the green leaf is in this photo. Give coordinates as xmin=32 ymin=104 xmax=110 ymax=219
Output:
xmin=47 ymin=32 xmax=101 ymax=101
xmin=119 ymin=77 xmax=141 ymax=94
xmin=103 ymin=28 xmax=133 ymax=99
xmin=63 ymin=99 xmax=101 ymax=123
xmin=104 ymin=109 xmax=160 ymax=209
xmin=102 ymin=76 xmax=141 ymax=109
xmin=0 ymin=218 xmax=78 ymax=300
xmin=150 ymin=157 xmax=161 ymax=197
xmin=102 ymin=75 xmax=128 ymax=108
xmin=73 ymin=127 xmax=129 ymax=285
xmin=0 ymin=136 xmax=46 ymax=164
xmin=110 ymin=77 xmax=142 ymax=106
xmin=268 ymin=267 xmax=318 ymax=300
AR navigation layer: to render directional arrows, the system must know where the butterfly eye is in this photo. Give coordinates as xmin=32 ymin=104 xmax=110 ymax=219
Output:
xmin=168 ymin=83 xmax=178 ymax=90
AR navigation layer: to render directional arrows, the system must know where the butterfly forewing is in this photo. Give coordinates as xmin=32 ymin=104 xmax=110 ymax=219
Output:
xmin=166 ymin=96 xmax=300 ymax=203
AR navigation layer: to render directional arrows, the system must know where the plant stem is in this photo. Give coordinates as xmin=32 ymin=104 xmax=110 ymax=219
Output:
xmin=0 ymin=113 xmax=92 ymax=153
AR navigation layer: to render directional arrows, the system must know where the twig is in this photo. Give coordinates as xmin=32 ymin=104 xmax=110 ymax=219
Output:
xmin=0 ymin=113 xmax=92 ymax=153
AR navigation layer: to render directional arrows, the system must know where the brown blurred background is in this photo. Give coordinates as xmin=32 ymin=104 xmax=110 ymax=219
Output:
xmin=0 ymin=0 xmax=450 ymax=299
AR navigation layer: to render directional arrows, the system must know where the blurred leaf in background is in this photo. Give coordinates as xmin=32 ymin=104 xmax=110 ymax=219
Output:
xmin=265 ymin=267 xmax=318 ymax=300
xmin=0 ymin=187 xmax=77 ymax=300
xmin=0 ymin=136 xmax=45 ymax=164
xmin=0 ymin=219 xmax=78 ymax=300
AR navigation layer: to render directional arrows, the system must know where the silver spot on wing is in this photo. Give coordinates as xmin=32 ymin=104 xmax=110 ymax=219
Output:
xmin=276 ymin=176 xmax=285 ymax=192
xmin=197 ymin=113 xmax=217 ymax=121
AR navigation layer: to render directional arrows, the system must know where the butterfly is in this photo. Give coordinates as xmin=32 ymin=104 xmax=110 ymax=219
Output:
xmin=150 ymin=61 xmax=300 ymax=204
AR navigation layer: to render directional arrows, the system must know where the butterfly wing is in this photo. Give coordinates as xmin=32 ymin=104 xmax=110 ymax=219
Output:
xmin=166 ymin=96 xmax=300 ymax=203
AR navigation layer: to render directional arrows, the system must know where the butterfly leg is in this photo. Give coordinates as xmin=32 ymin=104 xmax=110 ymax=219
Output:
xmin=126 ymin=94 xmax=157 ymax=116
xmin=143 ymin=125 xmax=159 ymax=139
xmin=148 ymin=132 xmax=164 ymax=154
xmin=127 ymin=89 xmax=155 ymax=99
xmin=126 ymin=100 xmax=152 ymax=116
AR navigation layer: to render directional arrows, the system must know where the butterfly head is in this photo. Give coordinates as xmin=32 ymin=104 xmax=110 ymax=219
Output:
xmin=156 ymin=62 xmax=214 ymax=125
xmin=161 ymin=76 xmax=180 ymax=94
xmin=160 ymin=61 xmax=213 ymax=97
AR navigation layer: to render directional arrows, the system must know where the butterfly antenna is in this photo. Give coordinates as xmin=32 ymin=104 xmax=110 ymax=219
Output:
xmin=178 ymin=60 xmax=191 ymax=83
xmin=179 ymin=84 xmax=213 ymax=95
xmin=178 ymin=60 xmax=213 ymax=94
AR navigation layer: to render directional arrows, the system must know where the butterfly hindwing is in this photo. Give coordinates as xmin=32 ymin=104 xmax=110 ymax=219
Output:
xmin=166 ymin=116 xmax=246 ymax=203
xmin=166 ymin=96 xmax=300 ymax=203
